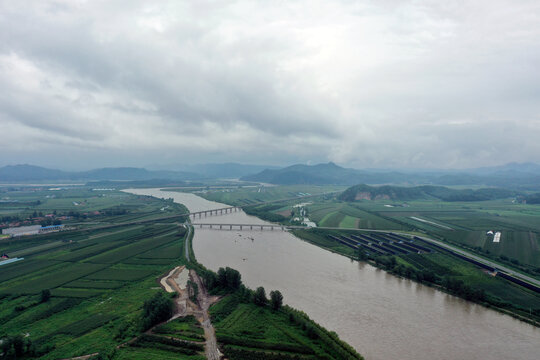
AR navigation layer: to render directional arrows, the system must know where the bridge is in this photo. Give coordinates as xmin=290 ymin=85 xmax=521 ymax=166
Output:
xmin=188 ymin=207 xmax=241 ymax=218
xmin=190 ymin=222 xmax=298 ymax=230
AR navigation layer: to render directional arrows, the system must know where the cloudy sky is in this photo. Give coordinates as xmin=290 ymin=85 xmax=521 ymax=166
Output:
xmin=1 ymin=0 xmax=540 ymax=170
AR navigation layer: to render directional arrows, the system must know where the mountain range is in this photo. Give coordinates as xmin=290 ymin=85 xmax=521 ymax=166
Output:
xmin=0 ymin=165 xmax=199 ymax=182
xmin=2 ymin=162 xmax=540 ymax=190
xmin=241 ymin=162 xmax=540 ymax=190
xmin=151 ymin=163 xmax=281 ymax=179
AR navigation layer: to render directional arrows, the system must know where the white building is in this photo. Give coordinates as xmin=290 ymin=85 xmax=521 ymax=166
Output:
xmin=2 ymin=225 xmax=42 ymax=237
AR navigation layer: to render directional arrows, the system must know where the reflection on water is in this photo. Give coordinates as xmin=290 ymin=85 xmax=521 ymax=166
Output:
xmin=125 ymin=188 xmax=540 ymax=360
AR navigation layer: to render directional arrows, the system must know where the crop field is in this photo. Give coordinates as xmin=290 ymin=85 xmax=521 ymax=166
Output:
xmin=0 ymin=187 xmax=192 ymax=359
xmin=153 ymin=315 xmax=205 ymax=342
xmin=307 ymin=202 xmax=408 ymax=230
xmin=85 ymin=267 xmax=158 ymax=281
xmin=301 ymin=198 xmax=540 ymax=272
xmin=211 ymin=294 xmax=361 ymax=360
xmin=114 ymin=346 xmax=205 ymax=360
xmin=196 ymin=185 xmax=346 ymax=206
xmin=0 ymin=186 xmax=188 ymax=233
xmin=400 ymin=252 xmax=540 ymax=310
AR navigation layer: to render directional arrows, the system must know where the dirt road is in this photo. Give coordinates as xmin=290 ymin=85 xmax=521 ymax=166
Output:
xmin=158 ymin=265 xmax=222 ymax=359
xmin=189 ymin=269 xmax=222 ymax=360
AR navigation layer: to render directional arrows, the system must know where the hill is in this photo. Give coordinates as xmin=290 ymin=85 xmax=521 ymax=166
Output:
xmin=338 ymin=184 xmax=519 ymax=202
xmin=0 ymin=164 xmax=70 ymax=182
xmin=241 ymin=162 xmax=368 ymax=185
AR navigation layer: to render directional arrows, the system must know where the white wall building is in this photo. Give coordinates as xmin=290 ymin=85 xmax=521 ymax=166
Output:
xmin=2 ymin=225 xmax=41 ymax=237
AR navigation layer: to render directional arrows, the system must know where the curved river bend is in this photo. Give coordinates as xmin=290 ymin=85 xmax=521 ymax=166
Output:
xmin=126 ymin=188 xmax=540 ymax=360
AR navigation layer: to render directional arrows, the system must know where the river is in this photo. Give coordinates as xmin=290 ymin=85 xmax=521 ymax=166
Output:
xmin=125 ymin=188 xmax=540 ymax=360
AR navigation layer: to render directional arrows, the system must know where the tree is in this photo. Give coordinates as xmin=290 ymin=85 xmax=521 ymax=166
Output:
xmin=270 ymin=290 xmax=283 ymax=311
xmin=225 ymin=267 xmax=241 ymax=290
xmin=215 ymin=267 xmax=242 ymax=291
xmin=357 ymin=247 xmax=368 ymax=260
xmin=141 ymin=292 xmax=174 ymax=330
xmin=40 ymin=289 xmax=51 ymax=303
xmin=0 ymin=334 xmax=34 ymax=357
xmin=253 ymin=287 xmax=267 ymax=306
xmin=217 ymin=267 xmax=227 ymax=287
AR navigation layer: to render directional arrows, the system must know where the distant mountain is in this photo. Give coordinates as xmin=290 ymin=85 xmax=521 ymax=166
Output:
xmin=82 ymin=167 xmax=200 ymax=181
xmin=0 ymin=164 xmax=201 ymax=182
xmin=241 ymin=162 xmax=365 ymax=185
xmin=0 ymin=165 xmax=71 ymax=181
xmin=169 ymin=163 xmax=281 ymax=179
xmin=241 ymin=162 xmax=435 ymax=185
xmin=3 ymin=162 xmax=540 ymax=190
xmin=467 ymin=162 xmax=540 ymax=175
xmin=339 ymin=184 xmax=519 ymax=202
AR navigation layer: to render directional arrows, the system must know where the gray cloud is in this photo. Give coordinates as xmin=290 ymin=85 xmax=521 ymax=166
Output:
xmin=1 ymin=0 xmax=540 ymax=170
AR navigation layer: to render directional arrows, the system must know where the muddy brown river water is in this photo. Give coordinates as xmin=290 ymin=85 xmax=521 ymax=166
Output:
xmin=125 ymin=188 xmax=540 ymax=360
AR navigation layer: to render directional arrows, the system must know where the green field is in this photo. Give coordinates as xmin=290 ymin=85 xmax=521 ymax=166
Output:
xmin=153 ymin=316 xmax=205 ymax=342
xmin=195 ymin=184 xmax=346 ymax=206
xmin=210 ymin=293 xmax=362 ymax=360
xmin=295 ymin=198 xmax=540 ymax=275
xmin=0 ymin=186 xmax=187 ymax=232
xmin=0 ymin=187 xmax=191 ymax=359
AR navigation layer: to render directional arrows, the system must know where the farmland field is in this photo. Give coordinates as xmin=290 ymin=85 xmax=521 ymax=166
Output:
xmin=0 ymin=187 xmax=191 ymax=359
xmin=294 ymin=198 xmax=540 ymax=272
xmin=194 ymin=184 xmax=346 ymax=206
xmin=210 ymin=293 xmax=361 ymax=360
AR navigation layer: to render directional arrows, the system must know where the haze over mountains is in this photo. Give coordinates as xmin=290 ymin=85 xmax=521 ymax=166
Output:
xmin=2 ymin=162 xmax=540 ymax=191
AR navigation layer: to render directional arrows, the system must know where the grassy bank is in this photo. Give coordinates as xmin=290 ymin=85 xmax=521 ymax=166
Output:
xmin=210 ymin=290 xmax=362 ymax=360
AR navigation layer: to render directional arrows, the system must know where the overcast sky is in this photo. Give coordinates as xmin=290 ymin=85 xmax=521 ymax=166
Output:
xmin=1 ymin=1 xmax=540 ymax=170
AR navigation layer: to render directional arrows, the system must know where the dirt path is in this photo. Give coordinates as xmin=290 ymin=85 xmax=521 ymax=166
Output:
xmin=158 ymin=265 xmax=222 ymax=359
xmin=189 ymin=269 xmax=222 ymax=360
